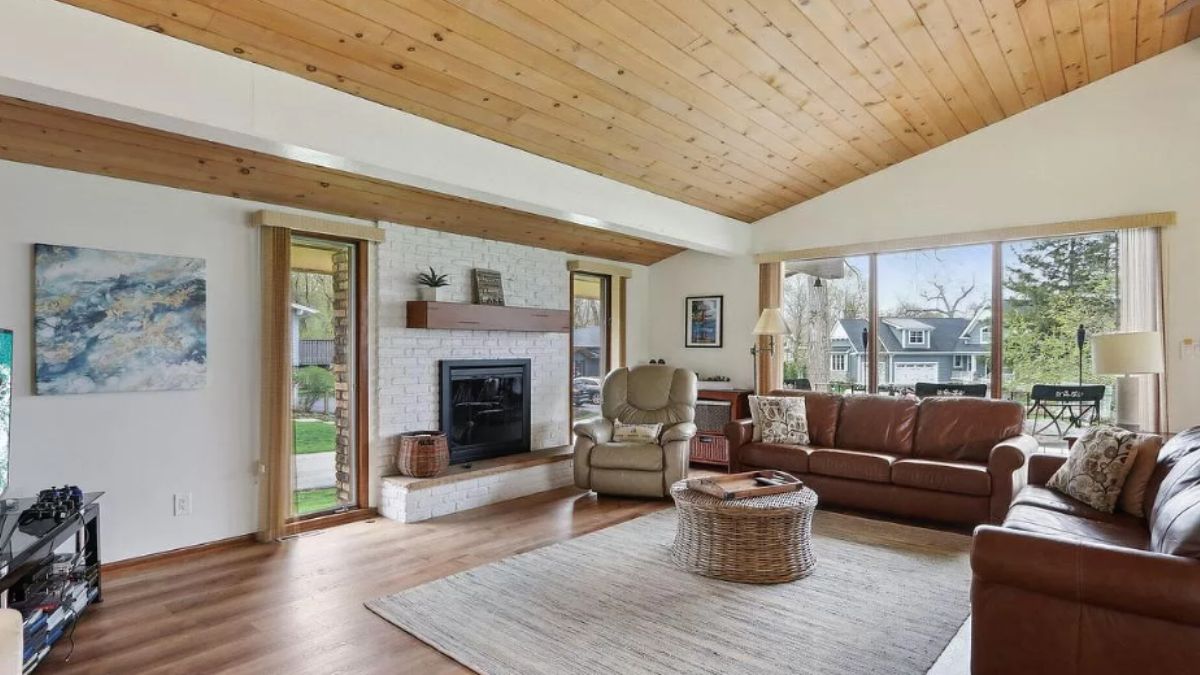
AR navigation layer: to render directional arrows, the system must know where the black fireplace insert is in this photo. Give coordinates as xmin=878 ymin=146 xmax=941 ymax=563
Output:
xmin=439 ymin=359 xmax=531 ymax=464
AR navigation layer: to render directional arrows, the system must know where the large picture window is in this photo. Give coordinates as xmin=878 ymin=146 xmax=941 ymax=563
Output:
xmin=780 ymin=228 xmax=1152 ymax=445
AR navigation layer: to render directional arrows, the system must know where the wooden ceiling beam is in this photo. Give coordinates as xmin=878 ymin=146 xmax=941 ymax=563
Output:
xmin=0 ymin=95 xmax=683 ymax=265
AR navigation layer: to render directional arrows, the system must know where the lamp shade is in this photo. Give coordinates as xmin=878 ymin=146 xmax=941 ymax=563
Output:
xmin=1092 ymin=331 xmax=1164 ymax=375
xmin=753 ymin=308 xmax=790 ymax=336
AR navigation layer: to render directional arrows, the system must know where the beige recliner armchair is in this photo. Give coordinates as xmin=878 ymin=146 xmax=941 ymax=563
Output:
xmin=573 ymin=365 xmax=698 ymax=498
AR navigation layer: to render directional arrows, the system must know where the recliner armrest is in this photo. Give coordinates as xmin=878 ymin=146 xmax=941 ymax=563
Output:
xmin=661 ymin=422 xmax=697 ymax=444
xmin=573 ymin=418 xmax=613 ymax=444
xmin=972 ymin=525 xmax=1200 ymax=626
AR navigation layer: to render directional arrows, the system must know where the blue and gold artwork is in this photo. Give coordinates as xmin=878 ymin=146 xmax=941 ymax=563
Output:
xmin=34 ymin=244 xmax=207 ymax=395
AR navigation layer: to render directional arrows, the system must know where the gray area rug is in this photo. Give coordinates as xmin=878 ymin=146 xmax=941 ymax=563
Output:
xmin=367 ymin=509 xmax=972 ymax=675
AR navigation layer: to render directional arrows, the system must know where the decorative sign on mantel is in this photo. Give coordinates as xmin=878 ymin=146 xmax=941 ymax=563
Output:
xmin=472 ymin=268 xmax=505 ymax=306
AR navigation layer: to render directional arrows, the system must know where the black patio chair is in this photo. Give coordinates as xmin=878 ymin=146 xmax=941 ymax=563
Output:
xmin=914 ymin=382 xmax=989 ymax=399
xmin=1026 ymin=384 xmax=1106 ymax=437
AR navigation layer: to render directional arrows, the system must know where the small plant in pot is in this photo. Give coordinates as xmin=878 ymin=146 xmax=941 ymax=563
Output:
xmin=416 ymin=267 xmax=450 ymax=301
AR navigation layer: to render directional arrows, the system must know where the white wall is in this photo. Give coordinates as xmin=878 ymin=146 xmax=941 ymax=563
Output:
xmin=752 ymin=43 xmax=1200 ymax=431
xmin=0 ymin=0 xmax=749 ymax=256
xmin=0 ymin=157 xmax=651 ymax=562
xmin=646 ymin=252 xmax=759 ymax=389
xmin=0 ymin=160 xmax=261 ymax=562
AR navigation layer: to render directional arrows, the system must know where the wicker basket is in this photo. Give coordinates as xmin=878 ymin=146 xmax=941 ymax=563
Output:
xmin=396 ymin=431 xmax=449 ymax=478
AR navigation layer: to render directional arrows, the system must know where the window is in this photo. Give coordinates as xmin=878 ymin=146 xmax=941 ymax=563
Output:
xmin=830 ymin=353 xmax=847 ymax=372
xmin=980 ymin=326 xmax=991 ymax=344
xmin=907 ymin=330 xmax=927 ymax=346
xmin=953 ymin=355 xmax=973 ymax=371
xmin=780 ymin=255 xmax=869 ymax=393
xmin=571 ymin=272 xmax=611 ymax=424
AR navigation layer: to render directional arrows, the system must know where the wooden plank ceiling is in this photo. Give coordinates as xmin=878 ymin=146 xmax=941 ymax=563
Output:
xmin=56 ymin=0 xmax=1200 ymax=222
xmin=0 ymin=95 xmax=683 ymax=265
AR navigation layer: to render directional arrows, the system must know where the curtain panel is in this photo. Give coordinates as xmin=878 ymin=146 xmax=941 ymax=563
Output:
xmin=259 ymin=226 xmax=295 ymax=541
xmin=1118 ymin=228 xmax=1168 ymax=432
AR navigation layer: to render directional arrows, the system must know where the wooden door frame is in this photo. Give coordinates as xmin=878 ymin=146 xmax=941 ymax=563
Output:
xmin=568 ymin=271 xmax=614 ymax=433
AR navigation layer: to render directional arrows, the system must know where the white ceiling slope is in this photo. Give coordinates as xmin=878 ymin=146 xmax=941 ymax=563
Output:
xmin=0 ymin=0 xmax=749 ymax=257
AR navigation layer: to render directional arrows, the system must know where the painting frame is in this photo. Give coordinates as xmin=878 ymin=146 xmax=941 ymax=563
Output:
xmin=34 ymin=243 xmax=207 ymax=395
xmin=685 ymin=295 xmax=723 ymax=349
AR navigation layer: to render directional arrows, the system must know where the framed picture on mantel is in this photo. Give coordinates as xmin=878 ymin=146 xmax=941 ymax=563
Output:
xmin=685 ymin=295 xmax=723 ymax=348
xmin=472 ymin=268 xmax=505 ymax=306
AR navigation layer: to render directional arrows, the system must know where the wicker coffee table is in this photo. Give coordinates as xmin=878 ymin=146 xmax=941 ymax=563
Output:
xmin=669 ymin=480 xmax=818 ymax=584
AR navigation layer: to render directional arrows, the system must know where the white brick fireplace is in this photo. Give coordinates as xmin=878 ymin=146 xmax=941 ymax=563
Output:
xmin=374 ymin=223 xmax=589 ymax=520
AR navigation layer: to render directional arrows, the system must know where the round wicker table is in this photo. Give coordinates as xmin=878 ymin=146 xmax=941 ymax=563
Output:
xmin=669 ymin=480 xmax=818 ymax=584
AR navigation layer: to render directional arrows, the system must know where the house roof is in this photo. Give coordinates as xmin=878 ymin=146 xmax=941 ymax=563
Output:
xmin=834 ymin=317 xmax=987 ymax=354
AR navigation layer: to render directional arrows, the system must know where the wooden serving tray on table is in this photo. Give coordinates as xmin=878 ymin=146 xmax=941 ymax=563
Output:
xmin=686 ymin=470 xmax=802 ymax=500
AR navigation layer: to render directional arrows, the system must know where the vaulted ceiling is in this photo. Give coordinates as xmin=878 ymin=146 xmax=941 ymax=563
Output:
xmin=59 ymin=0 xmax=1199 ymax=222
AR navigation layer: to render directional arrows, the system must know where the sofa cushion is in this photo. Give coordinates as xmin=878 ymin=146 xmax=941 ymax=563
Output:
xmin=892 ymin=459 xmax=991 ymax=496
xmin=590 ymin=442 xmax=662 ymax=471
xmin=913 ymin=397 xmax=1024 ymax=462
xmin=738 ymin=443 xmax=811 ymax=474
xmin=1004 ymin=503 xmax=1150 ymax=550
xmin=1151 ymin=484 xmax=1200 ymax=558
xmin=1012 ymin=485 xmax=1140 ymax=525
xmin=809 ymin=448 xmax=895 ymax=483
xmin=1119 ymin=433 xmax=1166 ymax=518
xmin=835 ymin=395 xmax=918 ymax=456
xmin=766 ymin=390 xmax=842 ymax=447
xmin=1149 ymin=427 xmax=1200 ymax=523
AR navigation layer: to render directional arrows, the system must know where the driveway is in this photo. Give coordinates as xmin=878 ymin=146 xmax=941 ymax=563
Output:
xmin=296 ymin=451 xmax=336 ymax=490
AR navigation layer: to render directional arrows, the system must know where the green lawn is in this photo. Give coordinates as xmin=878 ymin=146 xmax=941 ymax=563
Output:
xmin=293 ymin=419 xmax=335 ymax=454
xmin=294 ymin=488 xmax=338 ymax=515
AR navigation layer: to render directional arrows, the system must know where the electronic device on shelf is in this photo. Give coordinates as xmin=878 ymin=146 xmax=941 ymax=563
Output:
xmin=18 ymin=485 xmax=84 ymax=536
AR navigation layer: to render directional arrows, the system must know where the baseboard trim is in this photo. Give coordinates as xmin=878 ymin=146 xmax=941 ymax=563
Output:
xmin=103 ymin=533 xmax=257 ymax=575
xmin=102 ymin=508 xmax=379 ymax=574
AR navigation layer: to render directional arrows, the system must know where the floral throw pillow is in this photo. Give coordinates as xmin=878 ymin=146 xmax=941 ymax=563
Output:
xmin=1048 ymin=425 xmax=1139 ymax=513
xmin=612 ymin=421 xmax=663 ymax=443
xmin=756 ymin=396 xmax=809 ymax=445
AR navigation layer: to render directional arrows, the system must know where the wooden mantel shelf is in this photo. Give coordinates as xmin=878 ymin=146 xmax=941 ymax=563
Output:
xmin=406 ymin=301 xmax=570 ymax=332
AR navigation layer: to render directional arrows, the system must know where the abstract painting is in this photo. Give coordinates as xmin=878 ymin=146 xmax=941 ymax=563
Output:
xmin=34 ymin=244 xmax=207 ymax=395
xmin=0 ymin=329 xmax=11 ymax=494
xmin=685 ymin=295 xmax=723 ymax=348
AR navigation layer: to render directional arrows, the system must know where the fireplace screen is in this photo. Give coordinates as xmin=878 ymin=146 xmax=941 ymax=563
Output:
xmin=440 ymin=359 xmax=531 ymax=464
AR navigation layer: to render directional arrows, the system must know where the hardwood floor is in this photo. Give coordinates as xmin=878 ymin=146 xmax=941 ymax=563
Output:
xmin=40 ymin=487 xmax=667 ymax=675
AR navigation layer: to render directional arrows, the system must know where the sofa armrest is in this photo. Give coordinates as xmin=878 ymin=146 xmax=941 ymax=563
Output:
xmin=724 ymin=418 xmax=754 ymax=471
xmin=572 ymin=418 xmax=613 ymax=444
xmin=972 ymin=525 xmax=1200 ymax=625
xmin=985 ymin=434 xmax=1037 ymax=524
xmin=1028 ymin=453 xmax=1068 ymax=486
xmin=661 ymin=422 xmax=697 ymax=444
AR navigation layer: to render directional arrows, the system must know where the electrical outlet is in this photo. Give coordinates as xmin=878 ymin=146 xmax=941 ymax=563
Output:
xmin=173 ymin=492 xmax=193 ymax=517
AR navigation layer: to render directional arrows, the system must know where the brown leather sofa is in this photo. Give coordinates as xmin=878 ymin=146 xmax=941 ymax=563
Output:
xmin=725 ymin=390 xmax=1037 ymax=525
xmin=970 ymin=427 xmax=1200 ymax=675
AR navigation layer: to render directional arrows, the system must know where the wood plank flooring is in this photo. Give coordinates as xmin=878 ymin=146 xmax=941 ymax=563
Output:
xmin=40 ymin=487 xmax=667 ymax=675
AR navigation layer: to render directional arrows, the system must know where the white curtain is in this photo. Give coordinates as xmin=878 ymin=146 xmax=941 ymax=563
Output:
xmin=1117 ymin=228 xmax=1167 ymax=431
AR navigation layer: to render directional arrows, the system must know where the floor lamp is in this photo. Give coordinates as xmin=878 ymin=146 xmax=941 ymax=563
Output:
xmin=1092 ymin=331 xmax=1164 ymax=432
xmin=750 ymin=308 xmax=790 ymax=394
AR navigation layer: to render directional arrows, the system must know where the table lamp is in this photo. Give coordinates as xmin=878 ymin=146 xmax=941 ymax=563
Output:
xmin=1092 ymin=331 xmax=1164 ymax=431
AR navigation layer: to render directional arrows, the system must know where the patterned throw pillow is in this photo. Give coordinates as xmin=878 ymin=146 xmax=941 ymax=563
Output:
xmin=756 ymin=396 xmax=809 ymax=445
xmin=1048 ymin=426 xmax=1139 ymax=513
xmin=612 ymin=421 xmax=663 ymax=443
